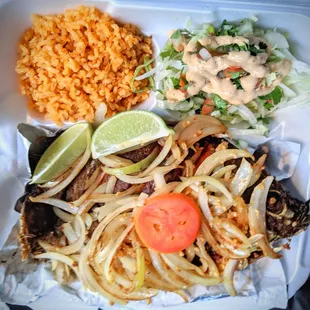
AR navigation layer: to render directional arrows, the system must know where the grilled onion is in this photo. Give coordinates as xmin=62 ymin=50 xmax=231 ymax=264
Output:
xmin=248 ymin=176 xmax=281 ymax=259
xmin=223 ymin=259 xmax=239 ymax=296
xmin=195 ymin=149 xmax=253 ymax=176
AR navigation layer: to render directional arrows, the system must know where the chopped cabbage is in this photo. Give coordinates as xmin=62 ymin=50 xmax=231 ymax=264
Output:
xmin=152 ymin=18 xmax=310 ymax=139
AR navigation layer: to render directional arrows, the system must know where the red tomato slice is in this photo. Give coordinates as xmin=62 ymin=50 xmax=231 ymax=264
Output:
xmin=134 ymin=193 xmax=201 ymax=253
xmin=223 ymin=66 xmax=244 ymax=78
xmin=195 ymin=144 xmax=216 ymax=168
xmin=202 ymin=98 xmax=215 ymax=115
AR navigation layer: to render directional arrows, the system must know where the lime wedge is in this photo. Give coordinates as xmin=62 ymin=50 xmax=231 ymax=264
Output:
xmin=31 ymin=123 xmax=93 ymax=184
xmin=91 ymin=111 xmax=174 ymax=158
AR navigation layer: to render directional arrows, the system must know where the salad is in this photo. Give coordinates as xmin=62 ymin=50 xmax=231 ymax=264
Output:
xmin=134 ymin=18 xmax=310 ymax=138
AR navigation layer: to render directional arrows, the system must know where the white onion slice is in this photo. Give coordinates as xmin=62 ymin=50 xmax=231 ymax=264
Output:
xmin=184 ymin=160 xmax=195 ymax=177
xmin=219 ymin=219 xmax=250 ymax=246
xmin=97 ymin=197 xmax=139 ymax=222
xmin=248 ymin=154 xmax=267 ymax=187
xmin=185 ymin=126 xmax=225 ymax=147
xmin=79 ymin=244 xmax=127 ymax=305
xmin=139 ymin=135 xmax=173 ymax=177
xmin=195 ymin=149 xmax=253 ymax=176
xmin=174 ymin=175 xmax=233 ymax=204
xmin=185 ymin=244 xmax=196 ymax=262
xmin=223 ymin=259 xmax=239 ymax=296
xmin=153 ymin=172 xmax=166 ymax=190
xmin=150 ymin=182 xmax=180 ymax=197
xmin=161 ymin=254 xmax=222 ymax=286
xmin=164 ymin=253 xmax=205 ymax=276
xmin=106 ymin=175 xmax=117 ymax=194
xmin=196 ymin=236 xmax=219 ymax=277
xmin=62 ymin=223 xmax=78 ymax=244
xmin=148 ymin=250 xmax=188 ymax=288
xmin=199 ymin=48 xmax=212 ymax=61
xmin=135 ymin=67 xmax=157 ymax=81
xmin=82 ymin=213 xmax=93 ymax=230
xmin=99 ymin=155 xmax=133 ymax=168
xmin=174 ymin=115 xmax=223 ymax=140
xmin=35 ymin=252 xmax=80 ymax=279
xmin=88 ymin=203 xmax=138 ymax=258
xmin=229 ymin=158 xmax=253 ymax=196
xmin=38 ymin=215 xmax=85 ymax=255
xmin=116 ymin=174 xmax=154 ymax=184
xmin=104 ymin=223 xmax=134 ymax=283
xmin=211 ymin=165 xmax=237 ymax=179
xmin=39 ymin=198 xmax=78 ymax=214
xmin=53 ymin=207 xmax=74 ymax=222
xmin=119 ymin=255 xmax=137 ymax=273
xmin=94 ymin=103 xmax=107 ymax=127
xmin=198 ymin=187 xmax=213 ymax=222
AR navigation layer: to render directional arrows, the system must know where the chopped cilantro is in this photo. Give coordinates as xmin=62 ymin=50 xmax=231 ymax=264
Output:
xmin=260 ymin=86 xmax=283 ymax=105
xmin=184 ymin=84 xmax=190 ymax=90
xmin=216 ymin=20 xmax=239 ymax=37
xmin=160 ymin=43 xmax=177 ymax=59
xmin=264 ymin=102 xmax=274 ymax=110
xmin=217 ymin=43 xmax=248 ymax=53
xmin=248 ymin=42 xmax=267 ymax=56
xmin=217 ymin=42 xmax=267 ymax=56
xmin=258 ymin=117 xmax=270 ymax=124
xmin=212 ymin=94 xmax=227 ymax=111
xmin=230 ymin=71 xmax=241 ymax=79
xmin=207 ymin=25 xmax=215 ymax=34
xmin=160 ymin=42 xmax=183 ymax=60
xmin=170 ymin=77 xmax=180 ymax=89
xmin=232 ymin=77 xmax=243 ymax=90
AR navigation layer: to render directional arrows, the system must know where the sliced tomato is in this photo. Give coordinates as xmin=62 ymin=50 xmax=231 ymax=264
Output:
xmin=223 ymin=66 xmax=244 ymax=78
xmin=179 ymin=74 xmax=187 ymax=88
xmin=134 ymin=193 xmax=201 ymax=253
xmin=195 ymin=144 xmax=216 ymax=168
xmin=202 ymin=98 xmax=215 ymax=115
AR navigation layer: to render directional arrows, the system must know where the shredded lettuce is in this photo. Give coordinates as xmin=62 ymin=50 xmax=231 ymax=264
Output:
xmin=152 ymin=18 xmax=310 ymax=138
xmin=130 ymin=57 xmax=155 ymax=93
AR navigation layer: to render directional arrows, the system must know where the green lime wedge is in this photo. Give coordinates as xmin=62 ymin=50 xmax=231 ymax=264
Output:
xmin=31 ymin=123 xmax=93 ymax=184
xmin=91 ymin=111 xmax=174 ymax=158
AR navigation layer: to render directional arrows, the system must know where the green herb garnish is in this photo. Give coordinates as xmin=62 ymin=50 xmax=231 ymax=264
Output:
xmin=212 ymin=94 xmax=228 ymax=111
xmin=170 ymin=77 xmax=180 ymax=89
xmin=232 ymin=77 xmax=243 ymax=90
xmin=260 ymin=86 xmax=283 ymax=106
xmin=216 ymin=20 xmax=239 ymax=37
xmin=258 ymin=117 xmax=270 ymax=124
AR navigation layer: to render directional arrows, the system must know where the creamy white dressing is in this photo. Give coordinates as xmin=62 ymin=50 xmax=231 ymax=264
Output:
xmin=166 ymin=34 xmax=292 ymax=105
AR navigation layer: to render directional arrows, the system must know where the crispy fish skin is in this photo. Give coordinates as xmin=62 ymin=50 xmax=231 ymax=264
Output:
xmin=16 ymin=135 xmax=309 ymax=260
xmin=201 ymin=137 xmax=309 ymax=241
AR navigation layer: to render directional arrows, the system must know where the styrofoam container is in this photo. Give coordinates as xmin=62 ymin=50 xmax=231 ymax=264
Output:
xmin=0 ymin=0 xmax=309 ymax=308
